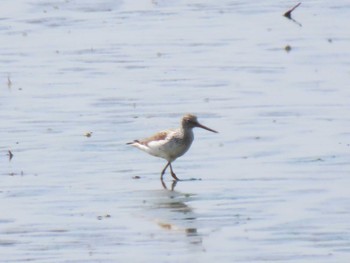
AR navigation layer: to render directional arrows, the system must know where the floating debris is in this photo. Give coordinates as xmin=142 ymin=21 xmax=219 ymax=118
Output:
xmin=97 ymin=214 xmax=111 ymax=220
xmin=284 ymin=2 xmax=301 ymax=19
xmin=8 ymin=171 xmax=25 ymax=176
xmin=284 ymin=45 xmax=292 ymax=52
xmin=84 ymin=131 xmax=93 ymax=137
xmin=7 ymin=76 xmax=12 ymax=88
xmin=132 ymin=176 xmax=141 ymax=179
xmin=283 ymin=3 xmax=302 ymax=27
xmin=7 ymin=150 xmax=13 ymax=161
xmin=313 ymin=158 xmax=324 ymax=162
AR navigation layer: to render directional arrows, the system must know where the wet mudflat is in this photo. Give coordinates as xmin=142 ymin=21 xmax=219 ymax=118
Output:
xmin=1 ymin=0 xmax=350 ymax=262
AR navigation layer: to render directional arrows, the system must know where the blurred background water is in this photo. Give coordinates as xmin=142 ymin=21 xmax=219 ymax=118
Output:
xmin=1 ymin=0 xmax=350 ymax=262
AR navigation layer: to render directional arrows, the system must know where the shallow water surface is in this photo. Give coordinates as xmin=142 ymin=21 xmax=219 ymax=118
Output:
xmin=1 ymin=0 xmax=350 ymax=262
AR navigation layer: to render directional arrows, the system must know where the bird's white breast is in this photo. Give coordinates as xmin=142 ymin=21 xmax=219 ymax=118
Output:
xmin=133 ymin=129 xmax=194 ymax=162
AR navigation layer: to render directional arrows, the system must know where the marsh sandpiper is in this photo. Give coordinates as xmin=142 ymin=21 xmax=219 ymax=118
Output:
xmin=127 ymin=114 xmax=218 ymax=180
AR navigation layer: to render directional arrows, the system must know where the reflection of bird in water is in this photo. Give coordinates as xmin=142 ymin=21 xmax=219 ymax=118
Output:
xmin=153 ymin=189 xmax=200 ymax=240
xmin=127 ymin=114 xmax=218 ymax=180
xmin=161 ymin=179 xmax=177 ymax=191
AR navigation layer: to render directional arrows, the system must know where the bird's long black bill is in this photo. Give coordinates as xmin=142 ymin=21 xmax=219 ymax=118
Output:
xmin=196 ymin=123 xmax=218 ymax=133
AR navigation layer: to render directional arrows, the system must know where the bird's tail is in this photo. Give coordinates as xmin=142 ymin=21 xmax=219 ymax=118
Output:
xmin=126 ymin=140 xmax=139 ymax=145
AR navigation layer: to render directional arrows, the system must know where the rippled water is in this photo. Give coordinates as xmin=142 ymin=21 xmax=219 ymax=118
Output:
xmin=1 ymin=0 xmax=350 ymax=262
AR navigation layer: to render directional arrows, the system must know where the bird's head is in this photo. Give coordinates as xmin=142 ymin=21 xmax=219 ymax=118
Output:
xmin=181 ymin=114 xmax=218 ymax=133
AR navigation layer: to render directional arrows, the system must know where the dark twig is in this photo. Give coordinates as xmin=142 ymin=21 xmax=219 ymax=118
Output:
xmin=8 ymin=150 xmax=13 ymax=161
xmin=7 ymin=76 xmax=12 ymax=88
xmin=284 ymin=2 xmax=301 ymax=19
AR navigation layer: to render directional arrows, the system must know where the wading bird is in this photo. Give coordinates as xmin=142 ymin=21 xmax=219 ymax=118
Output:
xmin=127 ymin=114 xmax=218 ymax=180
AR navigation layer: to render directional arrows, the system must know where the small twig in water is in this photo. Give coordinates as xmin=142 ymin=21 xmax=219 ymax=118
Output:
xmin=284 ymin=2 xmax=301 ymax=19
xmin=8 ymin=150 xmax=14 ymax=161
xmin=7 ymin=76 xmax=12 ymax=88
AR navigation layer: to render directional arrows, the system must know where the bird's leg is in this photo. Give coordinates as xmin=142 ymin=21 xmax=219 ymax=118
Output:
xmin=161 ymin=162 xmax=170 ymax=180
xmin=169 ymin=163 xmax=180 ymax=181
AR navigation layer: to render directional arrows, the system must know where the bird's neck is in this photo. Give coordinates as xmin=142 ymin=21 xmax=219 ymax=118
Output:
xmin=180 ymin=126 xmax=194 ymax=140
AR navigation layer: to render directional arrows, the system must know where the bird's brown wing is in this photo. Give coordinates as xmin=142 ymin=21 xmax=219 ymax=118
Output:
xmin=138 ymin=130 xmax=171 ymax=146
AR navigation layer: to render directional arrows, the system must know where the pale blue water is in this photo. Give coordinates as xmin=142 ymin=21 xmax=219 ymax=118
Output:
xmin=1 ymin=1 xmax=350 ymax=262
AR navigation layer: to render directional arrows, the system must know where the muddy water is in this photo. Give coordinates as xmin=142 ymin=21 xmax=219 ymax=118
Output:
xmin=1 ymin=0 xmax=350 ymax=262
